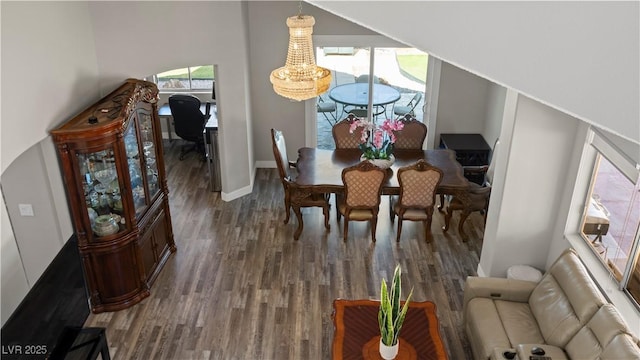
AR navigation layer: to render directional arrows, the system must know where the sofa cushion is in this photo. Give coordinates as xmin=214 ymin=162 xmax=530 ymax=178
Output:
xmin=565 ymin=304 xmax=638 ymax=360
xmin=601 ymin=333 xmax=640 ymax=360
xmin=494 ymin=300 xmax=545 ymax=345
xmin=529 ymin=250 xmax=606 ymax=347
xmin=465 ymin=297 xmax=511 ymax=358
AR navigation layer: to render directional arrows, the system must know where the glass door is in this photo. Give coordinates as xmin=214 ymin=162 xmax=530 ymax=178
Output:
xmin=77 ymin=147 xmax=125 ymax=239
xmin=315 ymin=46 xmax=428 ymax=149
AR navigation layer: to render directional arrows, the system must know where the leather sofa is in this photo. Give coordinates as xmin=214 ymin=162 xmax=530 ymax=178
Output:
xmin=463 ymin=248 xmax=640 ymax=360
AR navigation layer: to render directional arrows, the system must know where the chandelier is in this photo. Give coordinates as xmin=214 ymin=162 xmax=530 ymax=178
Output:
xmin=270 ymin=13 xmax=332 ymax=101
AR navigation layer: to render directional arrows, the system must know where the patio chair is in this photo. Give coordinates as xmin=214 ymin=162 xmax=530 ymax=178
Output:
xmin=393 ymin=92 xmax=422 ymax=118
xmin=317 ymin=96 xmax=337 ymax=126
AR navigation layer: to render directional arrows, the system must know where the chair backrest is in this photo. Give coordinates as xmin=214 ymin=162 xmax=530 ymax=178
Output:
xmin=485 ymin=138 xmax=500 ymax=186
xmin=409 ymin=92 xmax=422 ymax=109
xmin=397 ymin=160 xmax=443 ymax=208
xmin=271 ymin=128 xmax=292 ymax=182
xmin=394 ymin=115 xmax=427 ymax=150
xmin=355 ymin=74 xmax=380 ymax=84
xmin=341 ymin=161 xmax=386 ymax=208
xmin=169 ymin=94 xmax=206 ymax=141
xmin=332 ymin=115 xmax=365 ymax=149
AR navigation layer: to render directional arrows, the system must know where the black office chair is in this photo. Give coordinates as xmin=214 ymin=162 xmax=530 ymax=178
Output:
xmin=168 ymin=94 xmax=211 ymax=160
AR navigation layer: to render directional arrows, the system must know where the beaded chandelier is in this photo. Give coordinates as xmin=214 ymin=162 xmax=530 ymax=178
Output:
xmin=270 ymin=14 xmax=332 ymax=101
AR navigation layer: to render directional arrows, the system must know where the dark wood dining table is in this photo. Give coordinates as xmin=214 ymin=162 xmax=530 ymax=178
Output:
xmin=291 ymin=147 xmax=470 ymax=239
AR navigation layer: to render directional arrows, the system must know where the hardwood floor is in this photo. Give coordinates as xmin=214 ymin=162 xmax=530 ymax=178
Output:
xmin=84 ymin=140 xmax=485 ymax=359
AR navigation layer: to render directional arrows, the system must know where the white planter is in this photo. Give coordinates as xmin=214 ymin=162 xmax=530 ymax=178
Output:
xmin=379 ymin=338 xmax=399 ymax=360
xmin=361 ymin=154 xmax=395 ymax=169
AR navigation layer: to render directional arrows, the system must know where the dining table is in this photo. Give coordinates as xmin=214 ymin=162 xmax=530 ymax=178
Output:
xmin=329 ymin=83 xmax=401 ymax=118
xmin=290 ymin=147 xmax=470 ymax=240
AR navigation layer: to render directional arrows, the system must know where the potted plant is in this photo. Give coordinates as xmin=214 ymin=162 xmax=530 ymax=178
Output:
xmin=378 ymin=265 xmax=413 ymax=359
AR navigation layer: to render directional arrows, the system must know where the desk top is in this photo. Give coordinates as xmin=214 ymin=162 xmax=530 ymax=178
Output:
xmin=158 ymin=103 xmax=218 ymax=129
xmin=329 ymin=83 xmax=401 ymax=107
xmin=294 ymin=148 xmax=468 ymax=195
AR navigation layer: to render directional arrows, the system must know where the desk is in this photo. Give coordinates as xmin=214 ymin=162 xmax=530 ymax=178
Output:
xmin=292 ymin=148 xmax=469 ymax=239
xmin=204 ymin=116 xmax=221 ymax=192
xmin=329 ymin=83 xmax=400 ymax=118
xmin=158 ymin=103 xmax=210 ymax=141
xmin=332 ymin=299 xmax=448 ymax=360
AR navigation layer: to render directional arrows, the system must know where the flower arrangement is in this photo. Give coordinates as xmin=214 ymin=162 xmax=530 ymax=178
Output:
xmin=349 ymin=118 xmax=405 ymax=160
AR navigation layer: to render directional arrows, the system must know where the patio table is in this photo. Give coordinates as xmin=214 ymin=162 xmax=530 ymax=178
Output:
xmin=329 ymin=83 xmax=400 ymax=119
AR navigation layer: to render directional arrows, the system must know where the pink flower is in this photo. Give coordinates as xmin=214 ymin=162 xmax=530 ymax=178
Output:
xmin=373 ymin=129 xmax=384 ymax=149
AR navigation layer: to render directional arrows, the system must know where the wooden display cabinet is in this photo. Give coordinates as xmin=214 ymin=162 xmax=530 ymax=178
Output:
xmin=51 ymin=79 xmax=176 ymax=313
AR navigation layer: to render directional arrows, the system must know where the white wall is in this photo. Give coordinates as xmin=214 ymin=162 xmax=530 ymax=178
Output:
xmin=480 ymin=94 xmax=581 ymax=276
xmin=88 ymin=1 xmax=253 ymax=198
xmin=1 ymin=1 xmax=100 ymax=173
xmin=432 ymin=62 xmax=491 ymax=143
xmin=0 ymin=1 xmax=99 ymax=325
xmin=307 ymin=1 xmax=640 ymax=145
xmin=0 ymin=196 xmax=29 ymax=325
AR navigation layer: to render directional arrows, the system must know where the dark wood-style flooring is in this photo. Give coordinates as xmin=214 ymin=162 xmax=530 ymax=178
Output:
xmin=84 ymin=140 xmax=486 ymax=359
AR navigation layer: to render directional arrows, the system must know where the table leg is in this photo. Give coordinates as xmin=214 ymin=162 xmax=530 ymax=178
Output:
xmin=166 ymin=117 xmax=173 ymax=142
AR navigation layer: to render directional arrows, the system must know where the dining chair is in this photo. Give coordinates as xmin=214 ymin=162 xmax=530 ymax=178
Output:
xmin=337 ymin=161 xmax=386 ymax=242
xmin=270 ymin=129 xmax=330 ymax=237
xmin=393 ymin=92 xmax=422 ymax=119
xmin=441 ymin=138 xmax=499 ymax=240
xmin=390 ymin=160 xmax=443 ymax=242
xmin=332 ymin=114 xmax=366 ymax=149
xmin=393 ymin=115 xmax=427 ymax=150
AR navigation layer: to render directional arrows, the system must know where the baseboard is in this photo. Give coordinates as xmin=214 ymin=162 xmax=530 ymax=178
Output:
xmin=256 ymin=160 xmax=276 ymax=168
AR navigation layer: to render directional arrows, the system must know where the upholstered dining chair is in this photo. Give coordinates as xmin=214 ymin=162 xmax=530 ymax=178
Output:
xmin=442 ymin=138 xmax=500 ymax=240
xmin=337 ymin=161 xmax=386 ymax=242
xmin=390 ymin=160 xmax=443 ymax=242
xmin=332 ymin=114 xmax=366 ymax=149
xmin=270 ymin=129 xmax=330 ymax=238
xmin=393 ymin=115 xmax=428 ymax=150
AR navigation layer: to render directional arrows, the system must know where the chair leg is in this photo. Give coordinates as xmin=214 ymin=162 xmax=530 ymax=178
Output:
xmin=343 ymin=219 xmax=349 ymax=242
xmin=458 ymin=210 xmax=471 ymax=242
xmin=396 ymin=218 xmax=403 ymax=242
xmin=283 ymin=192 xmax=291 ymax=224
xmin=424 ymin=209 xmax=434 ymax=242
xmin=371 ymin=216 xmax=378 ymax=243
xmin=323 ymin=203 xmax=330 ymax=229
xmin=443 ymin=207 xmax=453 ymax=232
xmin=438 ymin=194 xmax=446 ymax=211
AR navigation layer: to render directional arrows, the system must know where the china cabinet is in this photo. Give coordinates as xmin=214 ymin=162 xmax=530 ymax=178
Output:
xmin=51 ymin=79 xmax=176 ymax=313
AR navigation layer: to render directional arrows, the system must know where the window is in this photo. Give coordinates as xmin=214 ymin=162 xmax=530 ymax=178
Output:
xmin=579 ymin=130 xmax=640 ymax=304
xmin=154 ymin=65 xmax=214 ymax=92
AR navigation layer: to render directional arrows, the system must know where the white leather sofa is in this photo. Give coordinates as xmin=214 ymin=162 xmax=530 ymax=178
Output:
xmin=463 ymin=249 xmax=640 ymax=360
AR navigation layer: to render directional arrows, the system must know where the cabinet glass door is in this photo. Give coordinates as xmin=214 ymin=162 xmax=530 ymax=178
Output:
xmin=77 ymin=147 xmax=125 ymax=238
xmin=124 ymin=115 xmax=147 ymax=217
xmin=137 ymin=107 xmax=160 ymax=199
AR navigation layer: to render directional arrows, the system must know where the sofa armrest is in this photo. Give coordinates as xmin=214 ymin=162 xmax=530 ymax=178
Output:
xmin=463 ymin=276 xmax=537 ymax=310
